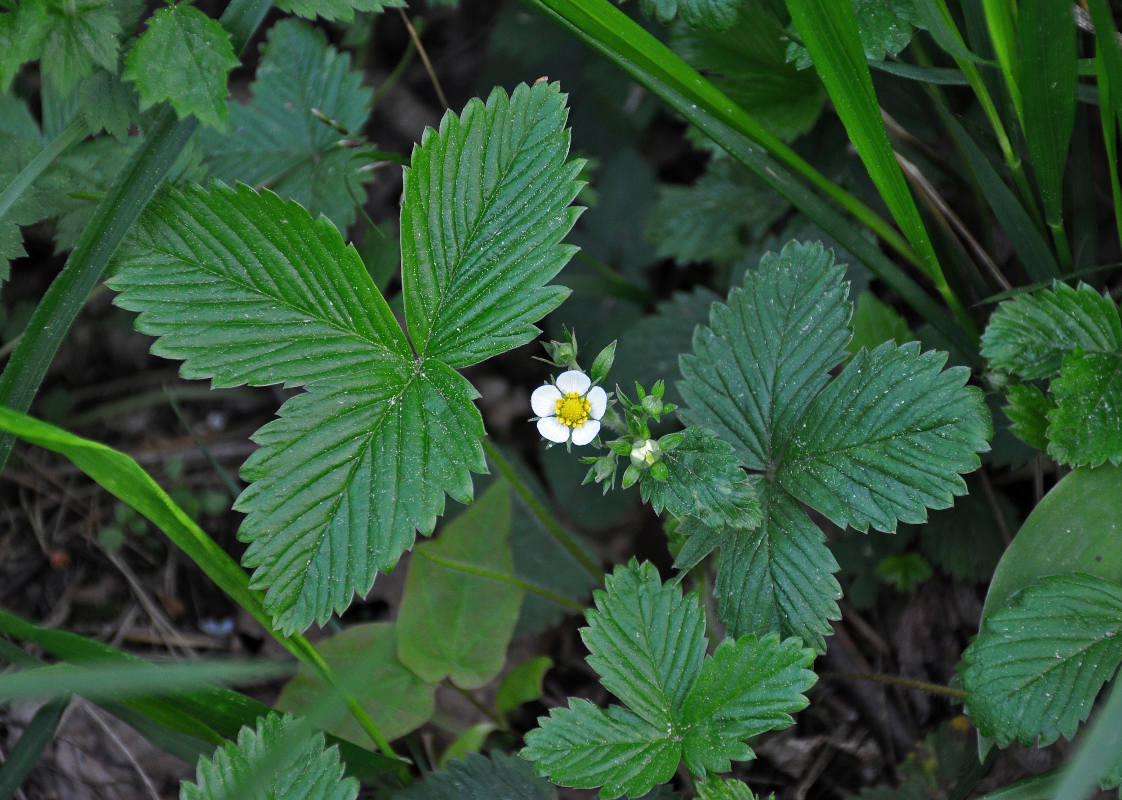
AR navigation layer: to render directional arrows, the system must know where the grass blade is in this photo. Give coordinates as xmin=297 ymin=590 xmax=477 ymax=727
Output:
xmin=0 ymin=696 xmax=68 ymax=800
xmin=1087 ymin=0 xmax=1122 ymax=256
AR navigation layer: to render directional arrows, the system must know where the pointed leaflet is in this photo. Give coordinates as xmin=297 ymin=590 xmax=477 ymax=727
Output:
xmin=1047 ymin=350 xmax=1122 ymax=467
xmin=198 ymin=20 xmax=374 ymax=232
xmin=522 ymin=561 xmax=814 ymax=797
xmin=779 ymin=341 xmax=990 ymax=532
xmin=713 ymin=479 xmax=840 ymax=652
xmin=394 ymin=752 xmax=556 ymax=800
xmin=981 ymin=282 xmax=1122 ymax=380
xmin=962 ymin=574 xmax=1122 ymax=747
xmin=40 ymin=0 xmax=121 ymax=94
xmin=679 ymin=241 xmax=851 ymax=470
xmin=275 ymin=0 xmax=406 ymax=22
xmin=181 ymin=713 xmax=358 ymax=800
xmin=396 ymin=481 xmax=523 ymax=688
xmin=402 ymin=81 xmax=582 ymax=368
xmin=124 ymin=4 xmax=237 ymax=130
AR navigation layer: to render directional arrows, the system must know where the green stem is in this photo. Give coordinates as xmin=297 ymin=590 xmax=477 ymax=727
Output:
xmin=0 ymin=118 xmax=88 ymax=223
xmin=415 ymin=547 xmax=586 ymax=612
xmin=821 ymin=670 xmax=967 ymax=700
xmin=481 ymin=438 xmax=604 ymax=583
xmin=0 ymin=0 xmax=273 ymax=474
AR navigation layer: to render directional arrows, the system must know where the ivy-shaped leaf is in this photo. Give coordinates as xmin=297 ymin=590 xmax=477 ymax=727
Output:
xmin=275 ymin=0 xmax=406 ymax=22
xmin=522 ymin=560 xmax=815 ymax=798
xmin=180 ymin=713 xmax=358 ymax=800
xmin=962 ymin=574 xmax=1122 ymax=747
xmin=393 ymin=752 xmax=556 ymax=799
xmin=198 ymin=20 xmax=374 ymax=232
xmin=678 ymin=241 xmax=990 ymax=649
xmin=110 ymin=82 xmax=581 ymax=634
xmin=124 ymin=4 xmax=237 ymax=130
xmin=639 ymin=427 xmax=761 ymax=530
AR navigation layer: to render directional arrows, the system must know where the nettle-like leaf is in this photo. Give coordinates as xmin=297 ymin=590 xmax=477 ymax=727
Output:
xmin=276 ymin=0 xmax=406 ymax=22
xmin=110 ymin=82 xmax=581 ymax=634
xmin=982 ymin=282 xmax=1122 ymax=466
xmin=41 ymin=0 xmax=121 ymax=94
xmin=0 ymin=0 xmax=48 ymax=92
xmin=393 ymin=752 xmax=557 ymax=799
xmin=639 ymin=427 xmax=761 ymax=529
xmin=787 ymin=0 xmax=921 ymax=68
xmin=522 ymin=560 xmax=816 ymax=798
xmin=124 ymin=4 xmax=237 ymax=130
xmin=181 ymin=713 xmax=358 ymax=800
xmin=962 ymin=574 xmax=1122 ymax=747
xmin=678 ymin=241 xmax=990 ymax=650
xmin=633 ymin=0 xmax=740 ymax=30
xmin=198 ymin=20 xmax=374 ymax=232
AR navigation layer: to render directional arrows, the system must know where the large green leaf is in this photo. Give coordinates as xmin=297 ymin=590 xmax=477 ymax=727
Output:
xmin=393 ymin=752 xmax=557 ymax=799
xmin=124 ymin=4 xmax=237 ymax=130
xmin=522 ymin=560 xmax=815 ymax=797
xmin=981 ymin=282 xmax=1122 ymax=380
xmin=401 ymin=82 xmax=581 ymax=368
xmin=396 ymin=481 xmax=523 ymax=688
xmin=198 ymin=20 xmax=374 ymax=231
xmin=181 ymin=713 xmax=358 ymax=800
xmin=962 ymin=574 xmax=1122 ymax=747
xmin=678 ymin=241 xmax=989 ymax=648
xmin=779 ymin=340 xmax=990 ymax=532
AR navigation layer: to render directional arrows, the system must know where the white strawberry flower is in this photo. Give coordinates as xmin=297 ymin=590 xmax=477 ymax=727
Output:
xmin=531 ymin=369 xmax=608 ymax=446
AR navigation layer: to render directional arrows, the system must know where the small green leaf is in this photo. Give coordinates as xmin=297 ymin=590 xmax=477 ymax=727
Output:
xmin=199 ymin=20 xmax=374 ymax=231
xmin=1047 ymin=350 xmax=1122 ymax=467
xmin=672 ymin=2 xmax=825 ymax=140
xmin=635 ymin=0 xmax=740 ymax=29
xmin=180 ymin=713 xmax=358 ymax=800
xmin=639 ymin=426 xmax=761 ymax=529
xmin=496 ymin=656 xmax=553 ymax=715
xmin=847 ymin=291 xmax=910 ymax=355
xmin=275 ymin=623 xmax=435 ymax=746
xmin=0 ymin=0 xmax=48 ymax=93
xmin=1003 ymin=383 xmax=1052 ymax=452
xmin=41 ymin=0 xmax=121 ymax=94
xmin=394 ymin=752 xmax=557 ymax=800
xmin=396 ymin=481 xmax=523 ymax=688
xmin=402 ymin=81 xmax=582 ymax=368
xmin=78 ymin=68 xmax=139 ymax=140
xmin=124 ymin=4 xmax=237 ymax=130
xmin=873 ymin=553 xmax=932 ymax=592
xmin=962 ymin=574 xmax=1122 ymax=747
xmin=275 ymin=0 xmax=406 ymax=22
xmin=696 ymin=775 xmax=769 ymax=800
xmin=779 ymin=341 xmax=990 ymax=532
xmin=787 ymin=0 xmax=921 ymax=67
xmin=981 ymin=282 xmax=1122 ymax=381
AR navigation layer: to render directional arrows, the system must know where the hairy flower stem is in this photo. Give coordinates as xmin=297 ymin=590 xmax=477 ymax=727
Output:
xmin=821 ymin=670 xmax=968 ymax=700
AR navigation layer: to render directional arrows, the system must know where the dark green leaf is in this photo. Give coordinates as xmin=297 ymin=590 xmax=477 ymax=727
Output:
xmin=275 ymin=0 xmax=406 ymax=22
xmin=41 ymin=0 xmax=121 ymax=94
xmin=914 ymin=485 xmax=1012 ymax=583
xmin=393 ymin=752 xmax=557 ymax=799
xmin=1003 ymin=383 xmax=1052 ymax=452
xmin=401 ymin=82 xmax=581 ymax=368
xmin=1047 ymin=350 xmax=1122 ymax=467
xmin=636 ymin=0 xmax=740 ymax=29
xmin=495 ymin=656 xmax=553 ymax=715
xmin=124 ymin=4 xmax=237 ymax=130
xmin=847 ymin=291 xmax=911 ymax=355
xmin=0 ymin=0 xmax=48 ymax=93
xmin=787 ymin=0 xmax=921 ymax=67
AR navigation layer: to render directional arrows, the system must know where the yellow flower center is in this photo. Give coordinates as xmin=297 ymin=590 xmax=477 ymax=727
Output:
xmin=554 ymin=392 xmax=591 ymax=428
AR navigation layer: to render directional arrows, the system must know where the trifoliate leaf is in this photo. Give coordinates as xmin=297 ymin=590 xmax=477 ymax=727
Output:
xmin=981 ymin=282 xmax=1122 ymax=380
xmin=646 ymin=156 xmax=790 ymax=266
xmin=275 ymin=0 xmax=405 ymax=22
xmin=41 ymin=0 xmax=121 ymax=94
xmin=639 ymin=426 xmax=760 ymax=529
xmin=0 ymin=0 xmax=48 ymax=93
xmin=679 ymin=241 xmax=851 ymax=472
xmin=779 ymin=341 xmax=990 ymax=532
xmin=396 ymin=481 xmax=523 ymax=688
xmin=275 ymin=623 xmax=435 ymax=745
xmin=124 ymin=4 xmax=237 ymax=130
xmin=582 ymin=560 xmax=708 ymax=726
xmin=522 ymin=561 xmax=815 ymax=797
xmin=1047 ymin=349 xmax=1122 ymax=467
xmin=402 ymin=82 xmax=581 ymax=368
xmin=199 ymin=20 xmax=374 ymax=231
xmin=847 ymin=291 xmax=911 ymax=356
xmin=962 ymin=574 xmax=1122 ymax=747
xmin=634 ymin=0 xmax=740 ymax=29
xmin=673 ymin=2 xmax=825 ymax=140
xmin=713 ymin=480 xmax=841 ymax=652
xmin=680 ymin=633 xmax=815 ymax=775
xmin=393 ymin=752 xmax=556 ymax=800
xmin=787 ymin=0 xmax=921 ymax=68
xmin=180 ymin=713 xmax=358 ymax=800
xmin=1003 ymin=382 xmax=1052 ymax=452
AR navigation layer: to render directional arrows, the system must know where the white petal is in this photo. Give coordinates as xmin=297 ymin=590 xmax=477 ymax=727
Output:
xmin=587 ymin=385 xmax=607 ymax=420
xmin=569 ymin=419 xmax=601 ymax=446
xmin=531 ymin=384 xmax=562 ymax=417
xmin=555 ymin=369 xmax=591 ymax=395
xmin=537 ymin=417 xmax=571 ymax=443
